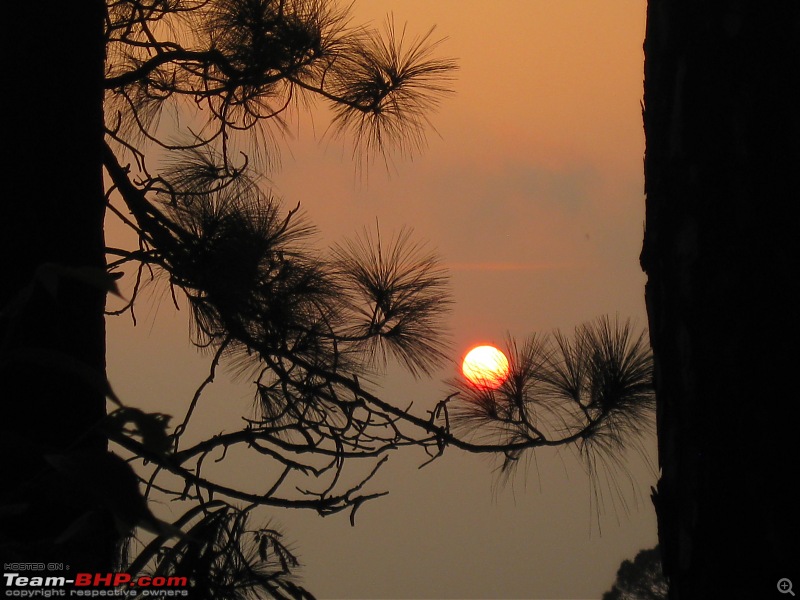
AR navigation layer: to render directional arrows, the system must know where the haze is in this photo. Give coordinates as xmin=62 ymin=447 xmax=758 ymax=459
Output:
xmin=106 ymin=1 xmax=655 ymax=598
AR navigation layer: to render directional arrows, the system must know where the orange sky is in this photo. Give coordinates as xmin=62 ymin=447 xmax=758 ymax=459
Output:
xmin=106 ymin=1 xmax=655 ymax=597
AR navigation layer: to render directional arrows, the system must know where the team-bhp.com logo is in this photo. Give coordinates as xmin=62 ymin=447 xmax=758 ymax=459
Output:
xmin=3 ymin=572 xmax=188 ymax=597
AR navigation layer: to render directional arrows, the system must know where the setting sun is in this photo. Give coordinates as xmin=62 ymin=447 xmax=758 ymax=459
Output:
xmin=461 ymin=345 xmax=510 ymax=389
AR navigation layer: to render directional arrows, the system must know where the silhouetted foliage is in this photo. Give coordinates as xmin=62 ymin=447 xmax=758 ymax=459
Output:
xmin=127 ymin=505 xmax=315 ymax=599
xmin=1 ymin=1 xmax=657 ymax=596
xmin=602 ymin=546 xmax=668 ymax=600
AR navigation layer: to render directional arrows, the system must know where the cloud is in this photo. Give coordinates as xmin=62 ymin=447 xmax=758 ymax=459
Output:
xmin=447 ymin=261 xmax=575 ymax=272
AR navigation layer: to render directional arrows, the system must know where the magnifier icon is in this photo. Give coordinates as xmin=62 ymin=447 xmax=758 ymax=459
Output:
xmin=778 ymin=579 xmax=795 ymax=596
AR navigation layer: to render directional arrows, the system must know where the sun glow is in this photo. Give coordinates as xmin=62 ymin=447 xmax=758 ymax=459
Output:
xmin=461 ymin=345 xmax=510 ymax=389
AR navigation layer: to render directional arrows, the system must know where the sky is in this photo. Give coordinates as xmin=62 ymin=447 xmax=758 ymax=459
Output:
xmin=106 ymin=1 xmax=656 ymax=598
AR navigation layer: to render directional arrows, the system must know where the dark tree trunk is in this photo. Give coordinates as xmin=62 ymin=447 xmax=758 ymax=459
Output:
xmin=642 ymin=2 xmax=799 ymax=598
xmin=0 ymin=0 xmax=115 ymax=570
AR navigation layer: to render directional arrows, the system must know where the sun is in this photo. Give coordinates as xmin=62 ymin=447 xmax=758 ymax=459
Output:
xmin=461 ymin=345 xmax=510 ymax=389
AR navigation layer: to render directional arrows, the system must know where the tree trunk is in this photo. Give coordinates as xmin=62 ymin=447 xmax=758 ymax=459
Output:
xmin=642 ymin=2 xmax=798 ymax=598
xmin=0 ymin=0 xmax=115 ymax=570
